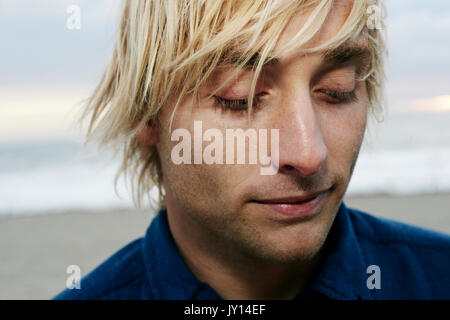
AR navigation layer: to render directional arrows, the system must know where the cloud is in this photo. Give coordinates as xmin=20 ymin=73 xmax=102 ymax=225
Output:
xmin=385 ymin=1 xmax=450 ymax=76
xmin=0 ymin=0 xmax=121 ymax=24
xmin=410 ymin=95 xmax=450 ymax=113
xmin=383 ymin=1 xmax=450 ymax=113
xmin=0 ymin=84 xmax=91 ymax=142
xmin=0 ymin=0 xmax=122 ymax=85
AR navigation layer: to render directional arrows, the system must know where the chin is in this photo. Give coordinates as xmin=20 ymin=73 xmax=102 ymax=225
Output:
xmin=234 ymin=218 xmax=333 ymax=264
xmin=246 ymin=245 xmax=325 ymax=265
xmin=271 ymin=235 xmax=328 ymax=263
xmin=236 ymin=196 xmax=338 ymax=263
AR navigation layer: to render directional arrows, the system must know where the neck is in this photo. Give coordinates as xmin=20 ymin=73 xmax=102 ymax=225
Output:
xmin=166 ymin=205 xmax=325 ymax=300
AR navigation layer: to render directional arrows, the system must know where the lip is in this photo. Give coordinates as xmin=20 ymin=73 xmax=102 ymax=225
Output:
xmin=252 ymin=189 xmax=331 ymax=219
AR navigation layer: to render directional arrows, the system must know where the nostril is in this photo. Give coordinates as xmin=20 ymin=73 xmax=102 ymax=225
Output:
xmin=279 ymin=161 xmax=324 ymax=177
xmin=279 ymin=165 xmax=298 ymax=174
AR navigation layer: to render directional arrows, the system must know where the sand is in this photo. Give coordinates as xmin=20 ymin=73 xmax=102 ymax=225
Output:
xmin=1 ymin=193 xmax=449 ymax=300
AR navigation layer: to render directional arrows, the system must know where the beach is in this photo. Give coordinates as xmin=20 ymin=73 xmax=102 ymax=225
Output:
xmin=1 ymin=193 xmax=449 ymax=300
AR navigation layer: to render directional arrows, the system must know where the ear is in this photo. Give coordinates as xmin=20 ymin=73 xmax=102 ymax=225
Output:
xmin=136 ymin=124 xmax=159 ymax=146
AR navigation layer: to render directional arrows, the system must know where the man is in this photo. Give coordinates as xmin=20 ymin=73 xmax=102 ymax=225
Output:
xmin=55 ymin=0 xmax=450 ymax=300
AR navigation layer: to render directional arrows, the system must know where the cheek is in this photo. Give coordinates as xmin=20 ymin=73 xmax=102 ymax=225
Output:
xmin=157 ymin=128 xmax=220 ymax=209
xmin=157 ymin=105 xmax=250 ymax=213
xmin=320 ymin=97 xmax=367 ymax=174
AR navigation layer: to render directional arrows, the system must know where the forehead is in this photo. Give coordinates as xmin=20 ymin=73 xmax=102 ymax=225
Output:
xmin=275 ymin=0 xmax=356 ymax=58
xmin=224 ymin=0 xmax=363 ymax=69
xmin=226 ymin=0 xmax=367 ymax=70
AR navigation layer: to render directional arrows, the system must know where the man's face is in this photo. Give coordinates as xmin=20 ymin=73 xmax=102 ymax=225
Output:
xmin=155 ymin=0 xmax=368 ymax=263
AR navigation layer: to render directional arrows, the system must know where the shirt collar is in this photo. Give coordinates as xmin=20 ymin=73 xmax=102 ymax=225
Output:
xmin=143 ymin=202 xmax=368 ymax=300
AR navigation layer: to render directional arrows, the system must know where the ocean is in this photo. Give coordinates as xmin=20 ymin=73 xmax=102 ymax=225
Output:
xmin=1 ymin=111 xmax=449 ymax=216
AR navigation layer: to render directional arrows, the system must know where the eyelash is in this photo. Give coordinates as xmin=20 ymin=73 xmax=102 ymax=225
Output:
xmin=213 ymin=95 xmax=262 ymax=111
xmin=316 ymin=89 xmax=358 ymax=104
xmin=214 ymin=89 xmax=357 ymax=111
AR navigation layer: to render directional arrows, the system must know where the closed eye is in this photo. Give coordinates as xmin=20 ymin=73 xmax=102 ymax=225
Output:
xmin=315 ymin=89 xmax=357 ymax=104
xmin=213 ymin=94 xmax=264 ymax=111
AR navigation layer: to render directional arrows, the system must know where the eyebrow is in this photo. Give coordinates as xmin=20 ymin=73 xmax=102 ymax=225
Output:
xmin=226 ymin=52 xmax=279 ymax=69
xmin=225 ymin=40 xmax=371 ymax=72
xmin=323 ymin=41 xmax=372 ymax=67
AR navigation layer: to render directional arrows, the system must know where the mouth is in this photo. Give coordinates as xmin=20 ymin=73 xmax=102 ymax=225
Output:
xmin=251 ymin=188 xmax=332 ymax=220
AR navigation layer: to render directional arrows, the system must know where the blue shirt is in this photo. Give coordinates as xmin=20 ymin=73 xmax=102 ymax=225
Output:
xmin=54 ymin=202 xmax=450 ymax=300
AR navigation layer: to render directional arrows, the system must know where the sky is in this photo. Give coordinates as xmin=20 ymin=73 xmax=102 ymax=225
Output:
xmin=0 ymin=0 xmax=449 ymax=142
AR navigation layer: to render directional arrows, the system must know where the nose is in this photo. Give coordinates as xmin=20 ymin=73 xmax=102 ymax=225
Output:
xmin=274 ymin=88 xmax=328 ymax=177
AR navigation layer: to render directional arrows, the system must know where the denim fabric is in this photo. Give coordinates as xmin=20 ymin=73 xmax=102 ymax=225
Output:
xmin=54 ymin=202 xmax=450 ymax=300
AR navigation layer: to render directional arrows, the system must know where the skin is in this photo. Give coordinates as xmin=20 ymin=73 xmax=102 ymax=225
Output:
xmin=138 ymin=0 xmax=368 ymax=299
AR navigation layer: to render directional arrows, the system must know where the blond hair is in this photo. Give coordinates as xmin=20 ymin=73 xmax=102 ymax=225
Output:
xmin=80 ymin=0 xmax=387 ymax=209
